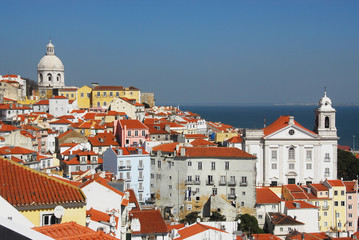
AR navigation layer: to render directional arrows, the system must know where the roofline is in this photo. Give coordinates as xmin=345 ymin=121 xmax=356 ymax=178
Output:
xmin=16 ymin=202 xmax=86 ymax=211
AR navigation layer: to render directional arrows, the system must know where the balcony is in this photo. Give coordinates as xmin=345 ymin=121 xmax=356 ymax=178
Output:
xmin=218 ymin=180 xmax=227 ymax=186
xmin=228 ymin=181 xmax=237 ymax=186
xmin=240 ymin=181 xmax=248 ymax=187
xmin=206 ymin=180 xmax=214 ymax=186
xmin=194 ymin=180 xmax=201 ymax=185
xmin=228 ymin=194 xmax=236 ymax=199
xmin=185 ymin=180 xmax=193 ymax=185
xmin=138 ymin=187 xmax=144 ymax=192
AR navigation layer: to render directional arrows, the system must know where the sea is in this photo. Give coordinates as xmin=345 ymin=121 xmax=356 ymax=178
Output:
xmin=180 ymin=105 xmax=359 ymax=149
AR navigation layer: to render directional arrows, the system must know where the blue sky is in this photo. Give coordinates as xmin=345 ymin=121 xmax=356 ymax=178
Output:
xmin=1 ymin=0 xmax=358 ymax=105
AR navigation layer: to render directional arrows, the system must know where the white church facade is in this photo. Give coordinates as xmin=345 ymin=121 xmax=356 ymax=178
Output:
xmin=243 ymin=92 xmax=338 ymax=186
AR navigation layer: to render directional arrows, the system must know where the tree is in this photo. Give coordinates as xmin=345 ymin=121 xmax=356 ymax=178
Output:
xmin=209 ymin=211 xmax=226 ymax=222
xmin=180 ymin=211 xmax=202 ymax=224
xmin=236 ymin=214 xmax=264 ymax=234
xmin=337 ymin=149 xmax=359 ymax=180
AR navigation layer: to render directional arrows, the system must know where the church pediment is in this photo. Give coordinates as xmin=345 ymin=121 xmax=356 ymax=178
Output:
xmin=264 ymin=125 xmax=317 ymax=140
xmin=285 ymin=171 xmax=298 ymax=176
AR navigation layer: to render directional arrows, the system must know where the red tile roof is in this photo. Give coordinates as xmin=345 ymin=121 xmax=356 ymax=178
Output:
xmin=264 ymin=116 xmax=315 ymax=136
xmin=285 ymin=201 xmax=317 ymax=209
xmin=152 ymin=142 xmax=180 ymax=152
xmin=0 ymin=157 xmax=86 ymax=207
xmin=129 ymin=209 xmax=168 ymax=234
xmin=167 ymin=223 xmax=185 ymax=231
xmin=0 ymin=123 xmax=19 ymax=132
xmin=226 ymin=135 xmax=243 ymax=143
xmin=309 ymin=183 xmax=328 ymax=192
xmin=285 ymin=184 xmax=303 ymax=192
xmin=0 ymin=146 xmax=36 ymax=155
xmin=326 ymin=180 xmax=345 ymax=187
xmin=287 ymin=232 xmax=329 ymax=240
xmin=343 ymin=181 xmax=356 ymax=193
xmin=34 ymin=99 xmax=49 ymax=105
xmin=93 ymin=86 xmax=124 ymax=91
xmin=174 ymin=222 xmax=227 ymax=240
xmin=86 ymin=208 xmax=119 ymax=227
xmin=252 ymin=234 xmax=282 ymax=240
xmin=50 ymin=118 xmax=73 ymax=125
xmin=120 ymin=119 xmax=149 ymax=129
xmin=256 ymin=188 xmax=281 ymax=204
xmin=33 ymin=221 xmax=117 ymax=240
xmin=190 ymin=138 xmax=217 ymax=147
xmin=127 ymin=189 xmax=140 ymax=210
xmin=88 ymin=133 xmax=119 ymax=147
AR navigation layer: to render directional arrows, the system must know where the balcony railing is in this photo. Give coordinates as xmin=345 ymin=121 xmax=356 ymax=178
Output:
xmin=228 ymin=194 xmax=236 ymax=199
xmin=240 ymin=181 xmax=248 ymax=187
xmin=185 ymin=180 xmax=193 ymax=185
xmin=138 ymin=165 xmax=144 ymax=170
xmin=219 ymin=180 xmax=227 ymax=186
xmin=194 ymin=180 xmax=201 ymax=185
xmin=206 ymin=180 xmax=214 ymax=185
xmin=228 ymin=181 xmax=237 ymax=186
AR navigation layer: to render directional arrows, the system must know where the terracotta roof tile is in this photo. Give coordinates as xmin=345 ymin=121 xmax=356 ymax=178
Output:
xmin=285 ymin=200 xmax=317 ymax=209
xmin=252 ymin=233 xmax=282 ymax=240
xmin=0 ymin=157 xmax=86 ymax=207
xmin=33 ymin=221 xmax=117 ymax=239
xmin=119 ymin=119 xmax=149 ymax=129
xmin=190 ymin=138 xmax=217 ymax=147
xmin=268 ymin=212 xmax=304 ymax=225
xmin=309 ymin=183 xmax=328 ymax=192
xmin=0 ymin=146 xmax=36 ymax=155
xmin=343 ymin=181 xmax=356 ymax=193
xmin=93 ymin=86 xmax=124 ymax=91
xmin=152 ymin=143 xmax=180 ymax=152
xmin=326 ymin=180 xmax=345 ymax=187
xmin=174 ymin=222 xmax=227 ymax=240
xmin=130 ymin=209 xmax=168 ymax=234
xmin=256 ymin=188 xmax=281 ymax=204
xmin=226 ymin=135 xmax=243 ymax=143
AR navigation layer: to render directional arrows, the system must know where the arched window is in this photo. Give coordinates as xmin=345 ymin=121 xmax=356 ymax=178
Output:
xmin=39 ymin=73 xmax=43 ymax=82
xmin=57 ymin=74 xmax=61 ymax=81
xmin=288 ymin=147 xmax=295 ymax=160
xmin=103 ymin=101 xmax=107 ymax=107
xmin=47 ymin=73 xmax=52 ymax=81
xmin=97 ymin=102 xmax=101 ymax=107
xmin=325 ymin=116 xmax=330 ymax=128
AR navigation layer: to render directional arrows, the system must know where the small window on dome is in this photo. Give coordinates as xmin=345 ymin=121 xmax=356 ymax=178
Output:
xmin=47 ymin=73 xmax=52 ymax=81
xmin=40 ymin=73 xmax=43 ymax=82
xmin=57 ymin=74 xmax=61 ymax=81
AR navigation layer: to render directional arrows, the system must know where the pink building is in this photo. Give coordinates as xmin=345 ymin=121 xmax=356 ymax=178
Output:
xmin=114 ymin=119 xmax=149 ymax=147
xmin=344 ymin=180 xmax=358 ymax=233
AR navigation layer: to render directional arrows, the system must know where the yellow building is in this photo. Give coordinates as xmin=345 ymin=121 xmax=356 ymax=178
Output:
xmin=323 ymin=180 xmax=347 ymax=232
xmin=0 ymin=157 xmax=86 ymax=227
xmin=92 ymin=85 xmax=141 ymax=108
xmin=59 ymin=88 xmax=78 ymax=101
xmin=77 ymin=85 xmax=92 ymax=109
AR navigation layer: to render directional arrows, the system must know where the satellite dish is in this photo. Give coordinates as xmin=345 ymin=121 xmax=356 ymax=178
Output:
xmin=90 ymin=169 xmax=96 ymax=175
xmin=196 ymin=218 xmax=201 ymax=223
xmin=54 ymin=205 xmax=65 ymax=218
xmin=237 ymin=219 xmax=241 ymax=224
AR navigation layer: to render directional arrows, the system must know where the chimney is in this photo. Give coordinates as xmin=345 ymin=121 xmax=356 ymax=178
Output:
xmin=289 ymin=116 xmax=294 ymax=125
xmin=91 ymin=83 xmax=99 ymax=88
xmin=180 ymin=147 xmax=186 ymax=156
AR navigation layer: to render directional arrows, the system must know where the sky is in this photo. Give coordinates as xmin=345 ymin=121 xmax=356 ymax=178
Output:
xmin=0 ymin=0 xmax=358 ymax=106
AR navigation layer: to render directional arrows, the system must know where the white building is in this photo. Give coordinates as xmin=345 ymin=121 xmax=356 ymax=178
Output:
xmin=243 ymin=92 xmax=338 ymax=186
xmin=37 ymin=41 xmax=65 ymax=95
xmin=284 ymin=201 xmax=319 ymax=233
xmin=103 ymin=147 xmax=151 ymax=204
xmin=48 ymin=96 xmax=71 ymax=117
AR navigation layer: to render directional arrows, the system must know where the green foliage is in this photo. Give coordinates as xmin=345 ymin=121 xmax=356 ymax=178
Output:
xmin=180 ymin=211 xmax=202 ymax=224
xmin=209 ymin=211 xmax=226 ymax=221
xmin=338 ymin=149 xmax=359 ymax=180
xmin=235 ymin=214 xmax=264 ymax=234
xmin=22 ymin=78 xmax=38 ymax=97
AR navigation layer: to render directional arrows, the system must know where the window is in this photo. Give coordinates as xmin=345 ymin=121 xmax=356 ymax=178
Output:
xmin=271 ymin=181 xmax=277 ymax=186
xmin=116 ymin=92 xmax=119 ymax=97
xmin=151 ymin=159 xmax=155 ymax=165
xmin=211 ymin=162 xmax=215 ymax=170
xmin=306 ymin=163 xmax=312 ymax=169
xmin=349 ymin=222 xmax=353 ymax=227
xmin=97 ymin=92 xmax=100 ymax=97
xmin=334 ymin=190 xmax=338 ymax=195
xmin=306 ymin=150 xmax=312 ymax=161
xmin=349 ymin=204 xmax=352 ymax=209
xmin=324 ymin=168 xmax=330 ymax=176
xmin=230 ymin=176 xmax=236 ymax=184
xmin=212 ymin=188 xmax=217 ymax=195
xmin=348 ymin=195 xmax=352 ymax=200
xmin=195 ymin=175 xmax=200 ymax=182
xmin=87 ymin=93 xmax=91 ymax=97
xmin=103 ymin=101 xmax=106 ymax=107
xmin=103 ymin=92 xmax=107 ymax=97
xmin=76 ymin=166 xmax=80 ymax=171
xmin=151 ymin=174 xmax=154 ymax=179
xmin=128 ymin=131 xmax=131 ymax=136
xmin=207 ymin=175 xmax=213 ymax=184
xmin=280 ymin=227 xmax=283 ymax=232
xmin=135 ymin=130 xmax=138 ymax=136
xmin=97 ymin=102 xmax=101 ymax=107
xmin=289 ymin=163 xmax=295 ymax=169
xmin=109 ymin=92 xmax=113 ymax=97
xmin=324 ymin=211 xmax=327 ymax=216
xmin=324 ymin=153 xmax=330 ymax=162
xmin=241 ymin=176 xmax=247 ymax=184
xmin=341 ymin=190 xmax=344 ymax=195
xmin=334 ymin=201 xmax=338 ymax=206
xmin=126 ymin=172 xmax=131 ymax=179
xmin=341 ymin=201 xmax=345 ymax=206
xmin=324 ymin=222 xmax=327 ymax=227
xmin=81 ymin=93 xmax=84 ymax=97
xmin=71 ymin=94 xmax=74 ymax=98
xmin=142 ymin=130 xmax=145 ymax=136
xmin=139 ymin=171 xmax=143 ymax=179
xmin=349 ymin=213 xmax=353 ymax=218
xmin=188 ymin=161 xmax=192 ymax=167
xmin=242 ymin=191 xmax=246 ymax=196
xmin=258 ymin=215 xmax=263 ymax=219
xmin=271 ymin=150 xmax=277 ymax=160
xmin=156 ymin=174 xmax=161 ymax=180
xmin=338 ymin=222 xmax=342 ymax=227
xmin=225 ymin=161 xmax=229 ymax=170
xmin=288 ymin=147 xmax=295 ymax=160
xmin=325 ymin=116 xmax=330 ymax=128
xmin=47 ymin=73 xmax=52 ymax=81
xmin=272 ymin=163 xmax=277 ymax=169
xmin=42 ymin=214 xmax=59 ymax=226
xmin=187 ymin=176 xmax=192 ymax=182
xmin=169 ymin=185 xmax=172 ymax=190
xmin=157 ymin=161 xmax=161 ymax=168
xmin=198 ymin=162 xmax=202 ymax=170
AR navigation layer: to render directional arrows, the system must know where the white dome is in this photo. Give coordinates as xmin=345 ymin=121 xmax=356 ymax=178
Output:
xmin=318 ymin=91 xmax=334 ymax=110
xmin=37 ymin=41 xmax=64 ymax=71
xmin=38 ymin=55 xmax=64 ymax=71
